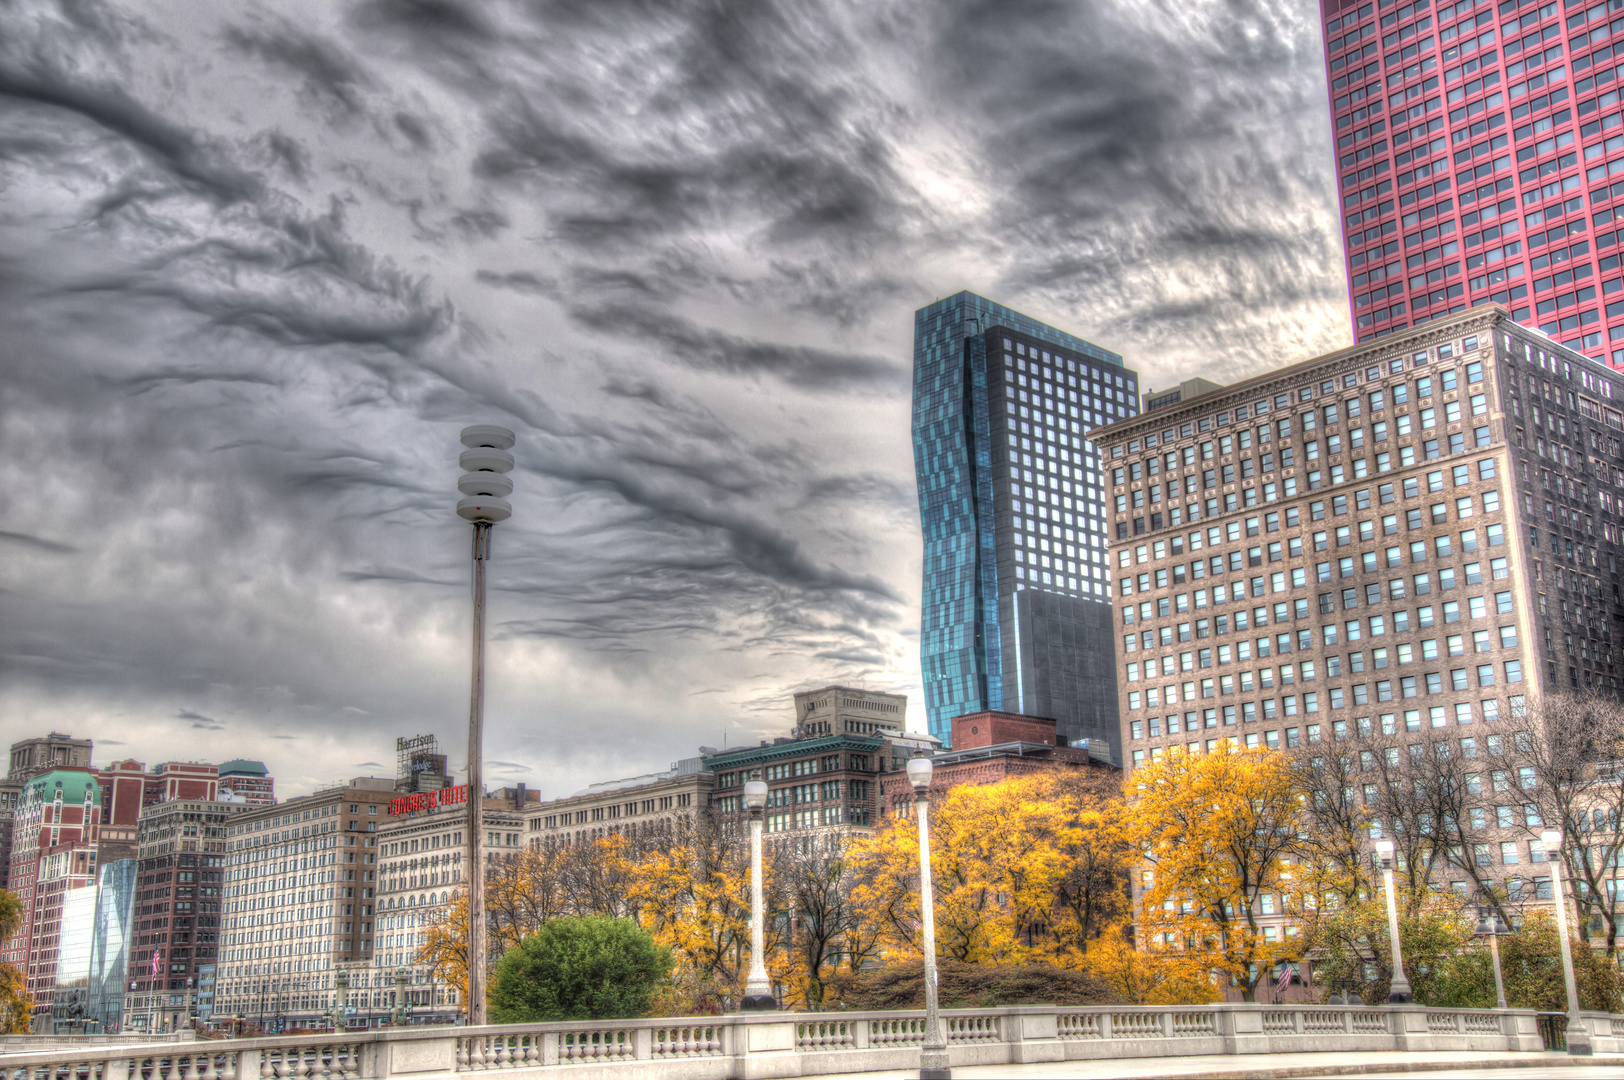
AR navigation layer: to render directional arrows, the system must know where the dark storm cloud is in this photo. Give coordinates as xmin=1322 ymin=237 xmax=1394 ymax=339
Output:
xmin=915 ymin=0 xmax=1344 ymax=377
xmin=0 ymin=530 xmax=78 ymax=555
xmin=0 ymin=18 xmax=261 ymax=208
xmin=473 ymin=269 xmax=550 ymax=293
xmin=224 ymin=21 xmax=376 ymax=120
xmin=568 ymin=303 xmax=904 ymax=390
xmin=179 ymin=709 xmax=224 ymax=730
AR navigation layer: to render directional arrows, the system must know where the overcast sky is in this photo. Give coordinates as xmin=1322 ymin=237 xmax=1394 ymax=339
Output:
xmin=0 ymin=0 xmax=1350 ymax=799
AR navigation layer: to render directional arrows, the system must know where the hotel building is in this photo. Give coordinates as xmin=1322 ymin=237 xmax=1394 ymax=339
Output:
xmin=1094 ymin=305 xmax=1621 ymax=901
xmin=913 ymin=292 xmax=1136 ymax=758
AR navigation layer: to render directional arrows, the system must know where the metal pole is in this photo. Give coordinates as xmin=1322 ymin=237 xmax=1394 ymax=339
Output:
xmin=467 ymin=520 xmax=491 ymax=1027
xmin=915 ymin=790 xmax=949 ymax=1080
xmin=1488 ymin=932 xmax=1507 ymax=1011
xmin=742 ymin=809 xmax=774 ymax=1009
xmin=1547 ymin=857 xmax=1593 ymax=1055
xmin=1380 ymin=866 xmax=1412 ymax=1002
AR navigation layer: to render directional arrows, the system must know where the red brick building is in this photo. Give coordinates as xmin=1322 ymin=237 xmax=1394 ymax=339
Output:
xmin=4 ymin=768 xmax=104 ymax=1023
xmin=217 ymin=761 xmax=275 ymax=806
xmin=879 ymin=712 xmax=1116 ymax=816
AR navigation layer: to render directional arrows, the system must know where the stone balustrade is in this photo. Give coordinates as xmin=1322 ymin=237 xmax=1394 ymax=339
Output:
xmin=0 ymin=1003 xmax=1618 ymax=1080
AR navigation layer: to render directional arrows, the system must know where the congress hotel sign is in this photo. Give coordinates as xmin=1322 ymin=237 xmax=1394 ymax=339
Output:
xmin=388 ymin=784 xmax=469 ymax=816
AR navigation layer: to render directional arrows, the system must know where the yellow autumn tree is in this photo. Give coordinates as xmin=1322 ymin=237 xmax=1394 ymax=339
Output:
xmin=418 ymin=837 xmax=636 ymax=1007
xmin=847 ymin=772 xmax=1132 ymax=969
xmin=1124 ymin=742 xmax=1305 ymax=1001
xmin=0 ymin=891 xmax=27 ymax=1033
xmin=1085 ymin=929 xmax=1224 ymax=1005
xmin=613 ymin=813 xmax=789 ymax=1011
xmin=419 ymin=890 xmax=472 ymax=1005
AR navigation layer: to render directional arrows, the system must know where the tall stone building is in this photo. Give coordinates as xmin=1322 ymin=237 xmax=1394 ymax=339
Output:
xmin=376 ymin=784 xmax=533 ymax=1023
xmin=913 ymin=292 xmax=1133 ymax=757
xmin=123 ymin=798 xmax=253 ymax=1032
xmin=791 ymin=686 xmax=907 ymax=739
xmin=526 ymin=759 xmax=715 ymax=847
xmin=1 ymin=734 xmax=94 ymax=892
xmin=1093 ymin=305 xmax=1621 ymax=902
xmin=214 ymin=778 xmax=395 ymax=1030
xmin=4 ymin=768 xmax=102 ymax=1026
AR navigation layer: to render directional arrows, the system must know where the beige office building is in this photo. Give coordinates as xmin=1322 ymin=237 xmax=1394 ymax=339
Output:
xmin=526 ymin=759 xmax=713 ymax=847
xmin=214 ymin=778 xmax=394 ymax=1029
xmin=1091 ymin=305 xmax=1623 ymax=911
xmin=791 ymin=686 xmax=907 ymax=739
xmin=374 ymin=786 xmax=531 ymax=1022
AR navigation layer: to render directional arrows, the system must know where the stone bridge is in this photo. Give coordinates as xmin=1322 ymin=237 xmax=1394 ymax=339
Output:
xmin=2 ymin=1003 xmax=1621 ymax=1080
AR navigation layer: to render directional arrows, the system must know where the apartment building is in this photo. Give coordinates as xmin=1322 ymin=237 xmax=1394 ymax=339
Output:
xmin=792 ymin=686 xmax=908 ymax=739
xmin=527 ymin=759 xmax=715 ymax=847
xmin=706 ymin=731 xmax=943 ymax=838
xmin=5 ymin=768 xmax=103 ymax=1026
xmin=123 ymin=798 xmax=253 ymax=1032
xmin=1 ymin=734 xmax=94 ymax=893
xmin=1093 ymin=304 xmax=1622 ymax=900
xmin=375 ymin=785 xmax=532 ymax=1022
xmin=214 ymin=779 xmax=394 ymax=1030
xmin=217 ymin=761 xmax=275 ymax=806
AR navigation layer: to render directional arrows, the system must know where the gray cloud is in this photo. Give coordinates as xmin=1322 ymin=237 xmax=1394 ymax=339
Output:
xmin=224 ymin=21 xmax=376 ymax=121
xmin=0 ymin=530 xmax=78 ymax=555
xmin=0 ymin=0 xmax=1350 ymax=798
xmin=179 ymin=709 xmax=224 ymax=730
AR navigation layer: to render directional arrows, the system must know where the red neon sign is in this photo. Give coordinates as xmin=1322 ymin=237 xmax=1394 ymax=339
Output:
xmin=388 ymin=784 xmax=469 ymax=816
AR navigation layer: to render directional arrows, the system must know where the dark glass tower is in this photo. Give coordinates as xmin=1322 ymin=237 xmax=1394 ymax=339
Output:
xmin=913 ymin=292 xmax=1139 ymax=760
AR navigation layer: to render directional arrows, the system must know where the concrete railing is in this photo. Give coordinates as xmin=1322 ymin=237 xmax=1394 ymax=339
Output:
xmin=0 ymin=1004 xmax=1618 ymax=1080
xmin=0 ymin=1035 xmax=198 ymax=1050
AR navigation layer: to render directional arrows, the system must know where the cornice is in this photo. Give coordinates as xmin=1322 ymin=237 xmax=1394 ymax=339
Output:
xmin=1090 ymin=305 xmax=1509 ymax=445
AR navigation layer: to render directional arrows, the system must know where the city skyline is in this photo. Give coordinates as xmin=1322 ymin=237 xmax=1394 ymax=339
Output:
xmin=3 ymin=0 xmax=1351 ymax=800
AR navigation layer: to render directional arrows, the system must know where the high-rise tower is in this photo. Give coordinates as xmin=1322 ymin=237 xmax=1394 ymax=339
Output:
xmin=912 ymin=292 xmax=1141 ymax=760
xmin=1319 ymin=0 xmax=1624 ymax=363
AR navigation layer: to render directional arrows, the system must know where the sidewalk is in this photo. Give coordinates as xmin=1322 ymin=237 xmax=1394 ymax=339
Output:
xmin=797 ymin=1050 xmax=1624 ymax=1080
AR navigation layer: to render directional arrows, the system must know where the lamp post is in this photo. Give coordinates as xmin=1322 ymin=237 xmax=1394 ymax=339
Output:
xmin=906 ymin=755 xmax=949 ymax=1080
xmin=335 ymin=970 xmax=349 ymax=1032
xmin=393 ymin=965 xmax=411 ymax=1026
xmin=455 ymin=424 xmax=515 ymax=1027
xmin=1472 ymin=906 xmax=1511 ymax=1010
xmin=740 ymin=779 xmax=775 ymax=1010
xmin=1540 ymin=829 xmax=1593 ymax=1056
xmin=1372 ymin=839 xmax=1413 ymax=1003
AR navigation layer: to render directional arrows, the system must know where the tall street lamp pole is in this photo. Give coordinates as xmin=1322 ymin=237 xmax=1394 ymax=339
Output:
xmin=1472 ymin=906 xmax=1510 ymax=1010
xmin=741 ymin=779 xmax=775 ymax=1011
xmin=1372 ymin=839 xmax=1412 ymax=1003
xmin=906 ymin=756 xmax=949 ymax=1080
xmin=1540 ymin=829 xmax=1593 ymax=1056
xmin=455 ymin=424 xmax=515 ymax=1028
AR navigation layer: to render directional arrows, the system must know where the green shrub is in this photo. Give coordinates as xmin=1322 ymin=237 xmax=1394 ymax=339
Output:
xmin=824 ymin=959 xmax=1115 ymax=1010
xmin=1497 ymin=911 xmax=1624 ymax=1013
xmin=489 ymin=916 xmax=672 ymax=1022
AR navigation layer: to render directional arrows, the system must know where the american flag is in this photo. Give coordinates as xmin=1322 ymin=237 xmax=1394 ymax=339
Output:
xmin=1275 ymin=964 xmax=1293 ymax=995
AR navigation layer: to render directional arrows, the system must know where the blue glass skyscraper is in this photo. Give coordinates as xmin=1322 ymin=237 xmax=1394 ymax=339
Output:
xmin=913 ymin=292 xmax=1138 ymax=760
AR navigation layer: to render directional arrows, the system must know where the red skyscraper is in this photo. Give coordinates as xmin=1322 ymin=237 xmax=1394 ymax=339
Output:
xmin=1322 ymin=0 xmax=1624 ymax=362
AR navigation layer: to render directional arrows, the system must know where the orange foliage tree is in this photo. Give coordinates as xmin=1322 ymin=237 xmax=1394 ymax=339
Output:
xmin=1123 ymin=742 xmax=1305 ymax=1001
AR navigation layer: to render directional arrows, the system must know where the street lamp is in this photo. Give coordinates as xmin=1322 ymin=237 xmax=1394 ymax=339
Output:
xmin=1540 ymin=829 xmax=1593 ymax=1056
xmin=906 ymin=755 xmax=949 ymax=1080
xmin=1372 ymin=839 xmax=1413 ymax=1003
xmin=393 ymin=965 xmax=411 ymax=1026
xmin=741 ymin=779 xmax=775 ymax=1011
xmin=456 ymin=423 xmax=515 ymax=1027
xmin=334 ymin=969 xmax=349 ymax=1031
xmin=1472 ymin=905 xmax=1511 ymax=1010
